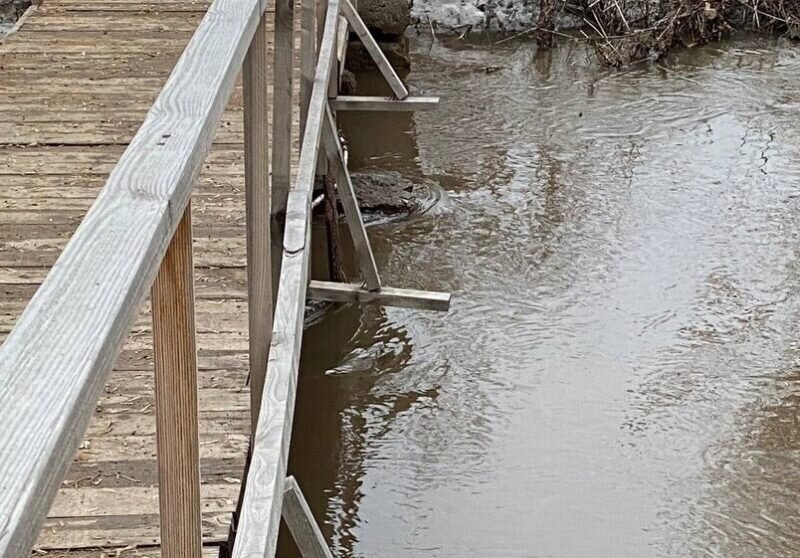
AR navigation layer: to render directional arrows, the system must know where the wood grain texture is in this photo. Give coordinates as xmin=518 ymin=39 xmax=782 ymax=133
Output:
xmin=0 ymin=0 xmax=266 ymax=554
xmin=281 ymin=477 xmax=333 ymax=558
xmin=299 ymin=0 xmax=316 ymax=138
xmin=231 ymin=1 xmax=341 ymax=555
xmin=322 ymin=175 xmax=346 ymax=282
xmin=321 ymin=105 xmax=381 ymax=291
xmin=327 ymin=15 xmax=341 ymax=100
xmin=335 ymin=14 xmax=349 ymax=89
xmin=340 ymin=0 xmax=408 ymax=100
xmin=314 ymin=0 xmax=330 ymax=178
xmin=243 ymin=11 xmax=272 ymax=431
xmin=330 ymin=95 xmax=440 ymax=111
xmin=152 ymin=205 xmax=203 ymax=558
xmin=308 ymin=280 xmax=452 ymax=311
xmin=270 ymin=0 xmax=295 ymax=215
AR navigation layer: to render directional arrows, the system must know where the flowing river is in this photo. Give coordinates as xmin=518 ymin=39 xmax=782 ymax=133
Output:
xmin=288 ymin=34 xmax=800 ymax=558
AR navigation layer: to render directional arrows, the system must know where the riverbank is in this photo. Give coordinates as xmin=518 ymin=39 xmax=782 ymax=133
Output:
xmin=412 ymin=0 xmax=799 ymax=65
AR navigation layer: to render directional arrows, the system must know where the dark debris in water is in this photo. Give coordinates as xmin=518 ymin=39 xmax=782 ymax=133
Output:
xmin=350 ymin=170 xmax=442 ymax=225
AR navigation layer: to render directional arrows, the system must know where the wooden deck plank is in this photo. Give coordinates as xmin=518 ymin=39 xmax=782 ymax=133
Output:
xmin=0 ymin=0 xmax=287 ymax=554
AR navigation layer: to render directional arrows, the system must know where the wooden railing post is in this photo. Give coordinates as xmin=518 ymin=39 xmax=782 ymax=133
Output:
xmin=300 ymin=0 xmax=317 ymax=137
xmin=231 ymin=1 xmax=343 ymax=554
xmin=272 ymin=0 xmax=295 ymax=215
xmin=243 ymin=10 xmax=272 ymax=432
xmin=152 ymin=203 xmax=203 ymax=558
xmin=315 ymin=0 xmax=330 ymax=178
xmin=316 ymin=0 xmax=326 ymax=46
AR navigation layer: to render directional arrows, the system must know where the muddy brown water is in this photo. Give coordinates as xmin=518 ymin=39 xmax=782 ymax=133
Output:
xmin=285 ymin=34 xmax=800 ymax=558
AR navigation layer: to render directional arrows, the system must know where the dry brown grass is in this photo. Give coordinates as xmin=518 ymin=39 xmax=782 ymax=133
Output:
xmin=529 ymin=0 xmax=800 ymax=65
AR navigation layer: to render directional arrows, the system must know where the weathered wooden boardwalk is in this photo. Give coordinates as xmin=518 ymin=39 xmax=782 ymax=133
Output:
xmin=0 ymin=0 xmax=445 ymax=556
xmin=2 ymin=1 xmax=256 ymax=555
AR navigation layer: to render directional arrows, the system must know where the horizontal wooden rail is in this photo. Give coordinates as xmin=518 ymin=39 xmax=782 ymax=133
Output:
xmin=0 ymin=0 xmax=268 ymax=555
xmin=309 ymin=280 xmax=452 ymax=311
xmin=231 ymin=0 xmax=342 ymax=555
xmin=331 ymin=95 xmax=440 ymax=111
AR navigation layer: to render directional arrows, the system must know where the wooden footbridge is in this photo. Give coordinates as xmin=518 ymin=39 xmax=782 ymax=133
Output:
xmin=0 ymin=1 xmax=447 ymax=556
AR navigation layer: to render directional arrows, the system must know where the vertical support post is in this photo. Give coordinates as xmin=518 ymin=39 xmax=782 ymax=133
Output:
xmin=300 ymin=0 xmax=317 ymax=139
xmin=340 ymin=0 xmax=409 ymax=100
xmin=316 ymin=0 xmax=326 ymax=47
xmin=220 ymin=20 xmax=272 ymax=557
xmin=272 ymin=0 xmax=295 ymax=215
xmin=328 ymin=14 xmax=339 ymax=100
xmin=152 ymin=204 xmax=202 ymax=558
xmin=243 ymin=12 xmax=272 ymax=430
xmin=322 ymin=175 xmax=345 ymax=282
xmin=315 ymin=0 xmax=330 ymax=178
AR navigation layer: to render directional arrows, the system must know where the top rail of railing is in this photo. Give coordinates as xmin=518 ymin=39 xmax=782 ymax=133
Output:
xmin=0 ymin=0 xmax=269 ymax=554
xmin=230 ymin=0 xmax=342 ymax=554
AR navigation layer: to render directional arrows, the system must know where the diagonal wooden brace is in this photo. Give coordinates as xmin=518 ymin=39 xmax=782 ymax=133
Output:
xmin=340 ymin=0 xmax=409 ymax=100
xmin=322 ymin=103 xmax=382 ymax=291
xmin=282 ymin=476 xmax=334 ymax=558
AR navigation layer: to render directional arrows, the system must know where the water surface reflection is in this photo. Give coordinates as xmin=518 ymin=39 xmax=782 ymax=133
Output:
xmin=288 ymin=35 xmax=800 ymax=558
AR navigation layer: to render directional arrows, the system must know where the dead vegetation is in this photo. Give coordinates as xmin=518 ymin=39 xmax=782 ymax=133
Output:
xmin=579 ymin=0 xmax=798 ymax=65
xmin=505 ymin=0 xmax=800 ymax=65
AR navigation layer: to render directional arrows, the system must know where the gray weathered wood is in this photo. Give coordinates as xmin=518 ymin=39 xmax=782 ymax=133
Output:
xmin=315 ymin=0 xmax=330 ymax=178
xmin=316 ymin=0 xmax=326 ymax=46
xmin=340 ymin=0 xmax=409 ymax=100
xmin=231 ymin=1 xmax=341 ymax=556
xmin=326 ymin=4 xmax=342 ymax=100
xmin=243 ymin=11 xmax=272 ymax=430
xmin=336 ymin=15 xmax=349 ymax=89
xmin=271 ymin=0 xmax=295 ymax=215
xmin=321 ymin=104 xmax=381 ymax=291
xmin=152 ymin=204 xmax=203 ymax=558
xmin=282 ymin=477 xmax=334 ymax=558
xmin=308 ymin=280 xmax=452 ymax=311
xmin=299 ymin=0 xmax=316 ymax=138
xmin=331 ymin=95 xmax=440 ymax=111
xmin=0 ymin=0 xmax=266 ymax=555
xmin=323 ymin=175 xmax=346 ymax=282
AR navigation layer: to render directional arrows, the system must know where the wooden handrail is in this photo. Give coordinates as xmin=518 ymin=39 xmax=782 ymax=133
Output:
xmin=231 ymin=0 xmax=342 ymax=555
xmin=0 ymin=0 xmax=269 ymax=554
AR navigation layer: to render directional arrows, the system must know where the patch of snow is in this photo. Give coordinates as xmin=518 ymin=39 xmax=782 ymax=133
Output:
xmin=412 ymin=0 xmax=539 ymax=30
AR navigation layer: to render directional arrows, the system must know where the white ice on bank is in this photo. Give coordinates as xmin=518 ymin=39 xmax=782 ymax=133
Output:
xmin=411 ymin=0 xmax=539 ymax=31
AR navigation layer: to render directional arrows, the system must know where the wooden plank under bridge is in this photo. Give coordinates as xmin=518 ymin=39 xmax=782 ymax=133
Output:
xmin=0 ymin=0 xmax=447 ymax=556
